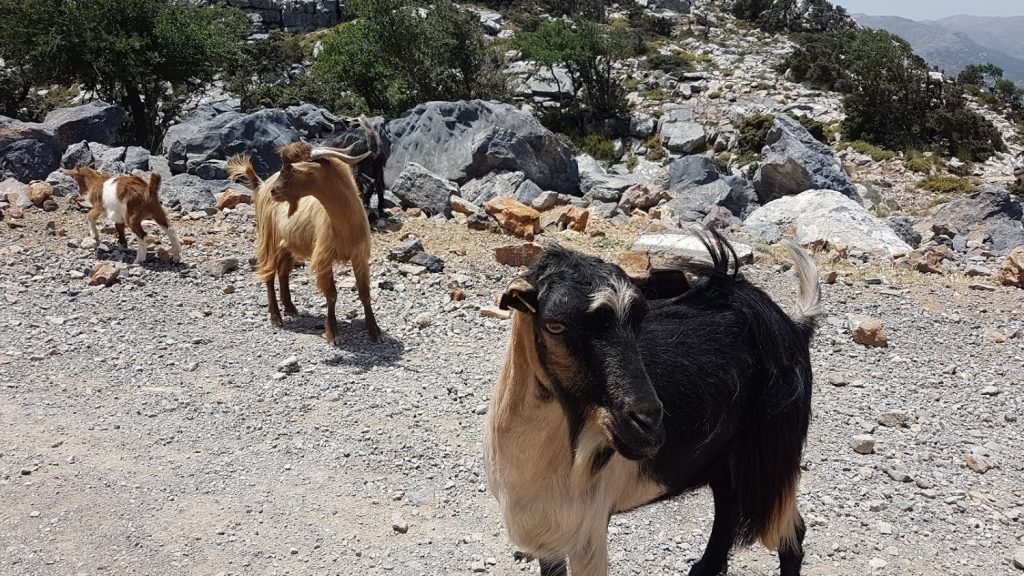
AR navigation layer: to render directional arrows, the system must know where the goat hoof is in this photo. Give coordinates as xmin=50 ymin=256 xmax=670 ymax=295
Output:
xmin=283 ymin=306 xmax=299 ymax=316
xmin=367 ymin=328 xmax=382 ymax=342
xmin=324 ymin=333 xmax=337 ymax=346
xmin=688 ymin=560 xmax=727 ymax=576
xmin=270 ymin=316 xmax=283 ymax=327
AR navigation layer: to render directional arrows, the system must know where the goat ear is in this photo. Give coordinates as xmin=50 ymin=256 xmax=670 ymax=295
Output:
xmin=290 ymin=161 xmax=319 ymax=174
xmin=499 ymin=276 xmax=538 ymax=314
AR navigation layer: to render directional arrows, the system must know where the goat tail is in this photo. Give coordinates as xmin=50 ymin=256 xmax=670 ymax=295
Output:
xmin=227 ymin=154 xmax=262 ymax=190
xmin=785 ymin=241 xmax=821 ymax=338
xmin=252 ymin=181 xmax=281 ymax=283
xmin=148 ymin=171 xmax=162 ymax=197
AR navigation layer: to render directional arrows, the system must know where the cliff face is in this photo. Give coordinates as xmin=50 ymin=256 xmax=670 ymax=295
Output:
xmin=192 ymin=0 xmax=344 ymax=33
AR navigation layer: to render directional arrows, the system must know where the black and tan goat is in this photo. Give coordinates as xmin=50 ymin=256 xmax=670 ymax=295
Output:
xmin=485 ymin=234 xmax=820 ymax=576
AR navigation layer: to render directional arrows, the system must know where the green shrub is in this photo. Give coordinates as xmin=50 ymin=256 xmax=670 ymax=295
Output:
xmin=794 ymin=115 xmax=829 ymax=143
xmin=313 ymin=0 xmax=508 ymax=116
xmin=731 ymin=0 xmax=856 ymax=34
xmin=917 ymin=175 xmax=980 ymax=193
xmin=570 ymin=131 xmax=618 ymax=162
xmin=645 ymin=53 xmax=694 ymax=77
xmin=842 ymin=140 xmax=897 ymax=162
xmin=904 ymin=158 xmax=931 ymax=174
xmin=644 ymin=133 xmax=666 ymax=161
xmin=735 ymin=113 xmax=775 ymax=158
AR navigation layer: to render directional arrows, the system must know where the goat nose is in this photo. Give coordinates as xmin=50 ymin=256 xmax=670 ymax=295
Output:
xmin=628 ymin=402 xmax=663 ymax=435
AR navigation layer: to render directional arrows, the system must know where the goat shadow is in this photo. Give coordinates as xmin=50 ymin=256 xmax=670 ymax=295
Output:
xmin=94 ymin=247 xmax=188 ymax=273
xmin=278 ymin=313 xmax=405 ymax=372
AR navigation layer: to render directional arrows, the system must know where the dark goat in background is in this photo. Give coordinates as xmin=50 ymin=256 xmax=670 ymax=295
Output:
xmin=485 ymin=233 xmax=820 ymax=576
xmin=327 ymin=115 xmax=389 ymax=221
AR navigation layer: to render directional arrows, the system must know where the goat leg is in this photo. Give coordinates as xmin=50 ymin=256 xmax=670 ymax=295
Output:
xmin=778 ymin=513 xmax=806 ymax=576
xmin=324 ymin=275 xmax=338 ymax=346
xmin=277 ymin=256 xmax=298 ymax=316
xmin=266 ymin=278 xmax=283 ymax=327
xmin=689 ymin=471 xmax=738 ymax=576
xmin=354 ymin=260 xmax=381 ymax=342
xmin=115 ymin=223 xmax=128 ymax=248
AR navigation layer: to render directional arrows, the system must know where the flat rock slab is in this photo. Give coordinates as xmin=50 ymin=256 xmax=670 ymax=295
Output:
xmin=632 ymin=233 xmax=753 ymax=266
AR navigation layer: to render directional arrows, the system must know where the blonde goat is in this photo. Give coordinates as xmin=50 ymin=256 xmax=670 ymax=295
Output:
xmin=227 ymin=143 xmax=380 ymax=345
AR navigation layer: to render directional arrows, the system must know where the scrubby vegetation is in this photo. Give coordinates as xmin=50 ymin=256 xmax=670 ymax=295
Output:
xmin=917 ymin=174 xmax=980 ymax=193
xmin=0 ymin=0 xmax=250 ymax=147
xmin=743 ymin=0 xmax=1007 ymax=162
xmin=842 ymin=140 xmax=897 ymax=162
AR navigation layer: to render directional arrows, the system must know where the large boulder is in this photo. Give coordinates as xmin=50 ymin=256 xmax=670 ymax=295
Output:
xmin=61 ymin=141 xmax=95 ymax=169
xmin=161 ymin=174 xmax=248 ymax=213
xmin=163 ymin=107 xmax=300 ymax=178
xmin=285 ymin=103 xmax=338 ymax=139
xmin=385 ymin=100 xmax=579 ymax=194
xmin=660 ymin=122 xmax=706 ymax=154
xmin=742 ymin=189 xmax=910 ymax=255
xmin=390 ymin=162 xmax=460 ymax=216
xmin=753 ymin=114 xmax=857 ymax=203
xmin=0 ymin=116 xmax=60 ymax=182
xmin=461 ymin=170 xmax=526 ymax=205
xmin=44 ymin=101 xmax=124 ymax=150
xmin=668 ymin=155 xmax=719 ymax=191
xmin=633 ymin=233 xmax=753 ymax=267
xmin=923 ymin=187 xmax=1024 ymax=253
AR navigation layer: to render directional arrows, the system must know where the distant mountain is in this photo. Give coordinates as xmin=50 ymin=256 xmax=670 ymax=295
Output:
xmin=854 ymin=14 xmax=1024 ymax=83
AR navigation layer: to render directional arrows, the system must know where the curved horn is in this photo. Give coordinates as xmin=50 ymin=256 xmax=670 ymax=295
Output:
xmin=309 ymin=148 xmax=371 ymax=165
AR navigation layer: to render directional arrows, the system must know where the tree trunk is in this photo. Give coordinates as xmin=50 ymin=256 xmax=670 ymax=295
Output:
xmin=122 ymin=84 xmax=151 ymax=148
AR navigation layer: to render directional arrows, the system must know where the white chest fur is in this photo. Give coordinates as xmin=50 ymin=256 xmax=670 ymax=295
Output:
xmin=101 ymin=178 xmax=128 ymax=223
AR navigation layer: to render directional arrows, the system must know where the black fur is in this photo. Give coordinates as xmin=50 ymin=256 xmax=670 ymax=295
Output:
xmin=512 ymin=233 xmax=816 ymax=576
xmin=327 ymin=117 xmax=389 ymax=220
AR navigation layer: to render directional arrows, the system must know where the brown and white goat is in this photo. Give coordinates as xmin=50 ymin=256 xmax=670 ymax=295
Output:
xmin=62 ymin=167 xmax=181 ymax=264
xmin=227 ymin=143 xmax=381 ymax=345
xmin=485 ymin=234 xmax=820 ymax=576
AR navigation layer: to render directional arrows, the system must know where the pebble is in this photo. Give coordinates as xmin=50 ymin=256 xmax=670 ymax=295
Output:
xmin=29 ymin=511 xmax=40 ymax=518
xmin=277 ymin=356 xmax=300 ymax=374
xmin=473 ymin=403 xmax=488 ymax=415
xmin=391 ymin=512 xmax=409 ymax=534
xmin=877 ymin=411 xmax=909 ymax=428
xmin=81 ymin=237 xmax=97 ymax=250
xmin=980 ymin=386 xmax=1000 ymax=396
xmin=869 ymin=558 xmax=887 ymax=570
xmin=850 ymin=435 xmax=875 ymax=454
xmin=877 ymin=521 xmax=893 ymax=535
xmin=965 ymin=454 xmax=992 ymax=474
xmin=1013 ymin=547 xmax=1024 ymax=570
xmin=413 ymin=313 xmax=433 ymax=328
xmin=885 ymin=466 xmax=912 ymax=482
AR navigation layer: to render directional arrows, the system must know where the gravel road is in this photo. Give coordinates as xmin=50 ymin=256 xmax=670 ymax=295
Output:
xmin=2 ymin=204 xmax=1022 ymax=575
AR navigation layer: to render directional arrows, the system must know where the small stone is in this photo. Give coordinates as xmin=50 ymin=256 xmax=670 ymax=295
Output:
xmin=215 ymin=189 xmax=251 ymax=210
xmin=470 ymin=560 xmax=487 ymax=573
xmin=20 ymin=468 xmax=32 ymax=476
xmin=223 ymin=284 xmax=235 ymax=294
xmin=389 ymin=239 xmax=424 ymax=263
xmin=877 ymin=521 xmax=893 ymax=535
xmin=398 ymin=264 xmax=427 ymax=276
xmin=869 ymin=557 xmax=887 ymax=570
xmin=480 ymin=306 xmax=511 ymax=320
xmin=413 ymin=313 xmax=433 ymax=328
xmin=277 ymin=356 xmax=300 ymax=374
xmin=847 ymin=314 xmax=888 ymax=347
xmin=185 ymin=362 xmax=199 ymax=372
xmin=824 ymin=270 xmax=838 ymax=284
xmin=980 ymin=386 xmax=1000 ymax=396
xmin=81 ymin=237 xmax=98 ymax=250
xmin=969 ymin=283 xmax=997 ymax=292
xmin=29 ymin=510 xmax=40 ymax=518
xmin=557 ymin=205 xmax=589 ymax=233
xmin=391 ymin=513 xmax=409 ymax=534
xmin=199 ymin=257 xmax=238 ymax=278
xmin=88 ymin=263 xmax=119 ymax=286
xmin=271 ymin=372 xmax=287 ymax=381
xmin=494 ymin=242 xmax=543 ymax=268
xmin=473 ymin=404 xmax=488 ymax=415
xmin=289 ymin=547 xmax=298 ymax=555
xmin=877 ymin=411 xmax=909 ymax=428
xmin=449 ymin=287 xmax=466 ymax=301
xmin=885 ymin=466 xmax=912 ymax=482
xmin=965 ymin=454 xmax=992 ymax=474
xmin=408 ymin=251 xmax=444 ymax=273
xmin=850 ymin=435 xmax=875 ymax=454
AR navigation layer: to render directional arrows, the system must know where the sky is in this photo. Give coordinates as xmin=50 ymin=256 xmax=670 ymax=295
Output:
xmin=833 ymin=0 xmax=1023 ymax=20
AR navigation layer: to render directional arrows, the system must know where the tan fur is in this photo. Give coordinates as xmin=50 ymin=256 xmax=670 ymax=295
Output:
xmin=485 ymin=312 xmax=665 ymax=574
xmin=226 ymin=154 xmax=261 ymax=189
xmin=62 ymin=166 xmax=179 ymax=263
xmin=588 ymin=276 xmax=638 ymax=321
xmin=229 ymin=148 xmax=379 ymax=344
xmin=760 ymin=477 xmax=802 ymax=552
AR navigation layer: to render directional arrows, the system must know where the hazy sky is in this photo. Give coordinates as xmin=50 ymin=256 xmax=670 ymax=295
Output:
xmin=833 ymin=0 xmax=1023 ymax=19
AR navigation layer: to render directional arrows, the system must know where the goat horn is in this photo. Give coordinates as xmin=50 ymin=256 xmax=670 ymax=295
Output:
xmin=309 ymin=148 xmax=371 ymax=165
xmin=322 ymin=110 xmax=341 ymax=123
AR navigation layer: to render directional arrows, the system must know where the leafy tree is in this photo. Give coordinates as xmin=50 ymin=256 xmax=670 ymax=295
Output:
xmin=957 ymin=63 xmax=1004 ymax=87
xmin=516 ymin=18 xmax=634 ymax=125
xmin=0 ymin=0 xmax=249 ymax=148
xmin=781 ymin=31 xmax=854 ymax=91
xmin=311 ymin=0 xmax=507 ymax=116
xmin=225 ymin=31 xmax=310 ymax=112
xmin=732 ymin=0 xmax=854 ymax=33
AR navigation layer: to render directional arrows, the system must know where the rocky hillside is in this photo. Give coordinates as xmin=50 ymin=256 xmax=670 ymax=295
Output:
xmin=854 ymin=14 xmax=1024 ymax=83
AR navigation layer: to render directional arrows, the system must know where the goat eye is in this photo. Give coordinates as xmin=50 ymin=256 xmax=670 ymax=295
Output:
xmin=544 ymin=322 xmax=567 ymax=334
